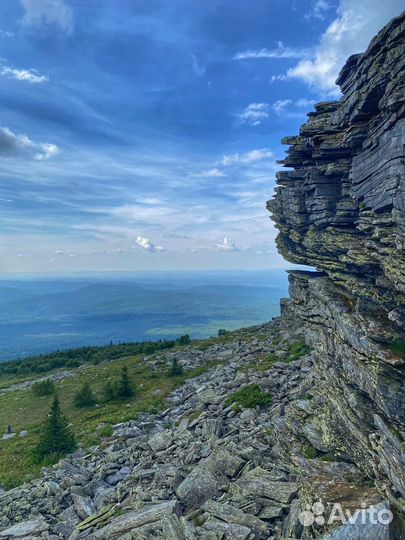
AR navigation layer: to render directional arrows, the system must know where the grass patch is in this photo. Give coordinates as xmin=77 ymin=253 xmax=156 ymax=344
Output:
xmin=285 ymin=340 xmax=311 ymax=362
xmin=257 ymin=353 xmax=278 ymax=371
xmin=0 ymin=352 xmax=220 ymax=489
xmin=225 ymin=384 xmax=272 ymax=409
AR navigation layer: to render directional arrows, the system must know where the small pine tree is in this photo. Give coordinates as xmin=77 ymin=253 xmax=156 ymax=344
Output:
xmin=168 ymin=357 xmax=184 ymax=377
xmin=102 ymin=381 xmax=116 ymax=402
xmin=73 ymin=382 xmax=97 ymax=408
xmin=116 ymin=366 xmax=134 ymax=398
xmin=34 ymin=395 xmax=76 ymax=463
xmin=178 ymin=334 xmax=190 ymax=345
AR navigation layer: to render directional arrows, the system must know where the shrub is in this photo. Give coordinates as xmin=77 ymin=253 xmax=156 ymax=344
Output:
xmin=257 ymin=353 xmax=277 ymax=371
xmin=116 ymin=367 xmax=134 ymax=398
xmin=32 ymin=379 xmax=55 ymax=396
xmin=286 ymin=340 xmax=310 ymax=362
xmin=65 ymin=359 xmax=81 ymax=368
xmin=178 ymin=335 xmax=191 ymax=345
xmin=167 ymin=358 xmax=184 ymax=377
xmin=34 ymin=396 xmax=76 ymax=463
xmin=226 ymin=384 xmax=272 ymax=409
xmin=218 ymin=329 xmax=228 ymax=336
xmin=97 ymin=424 xmax=113 ymax=437
xmin=102 ymin=381 xmax=116 ymax=402
xmin=73 ymin=382 xmax=97 ymax=408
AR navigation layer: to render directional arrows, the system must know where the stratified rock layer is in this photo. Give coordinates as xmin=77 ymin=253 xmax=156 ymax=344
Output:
xmin=268 ymin=11 xmax=405 ymax=514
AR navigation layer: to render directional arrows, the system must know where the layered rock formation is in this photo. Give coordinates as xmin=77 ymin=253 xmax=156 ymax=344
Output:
xmin=268 ymin=9 xmax=405 ymax=519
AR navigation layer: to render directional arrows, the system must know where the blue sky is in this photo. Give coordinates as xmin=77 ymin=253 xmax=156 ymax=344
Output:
xmin=0 ymin=0 xmax=403 ymax=273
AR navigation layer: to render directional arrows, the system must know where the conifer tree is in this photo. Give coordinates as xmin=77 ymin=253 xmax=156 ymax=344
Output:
xmin=73 ymin=382 xmax=97 ymax=408
xmin=168 ymin=357 xmax=184 ymax=377
xmin=102 ymin=380 xmax=116 ymax=402
xmin=34 ymin=395 xmax=76 ymax=462
xmin=116 ymin=366 xmax=134 ymax=398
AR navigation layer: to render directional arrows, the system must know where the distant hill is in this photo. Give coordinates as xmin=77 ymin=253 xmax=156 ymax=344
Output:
xmin=0 ymin=270 xmax=288 ymax=360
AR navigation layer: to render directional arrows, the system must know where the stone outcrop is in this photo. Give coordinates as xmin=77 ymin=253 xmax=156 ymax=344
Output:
xmin=268 ymin=9 xmax=405 ymax=521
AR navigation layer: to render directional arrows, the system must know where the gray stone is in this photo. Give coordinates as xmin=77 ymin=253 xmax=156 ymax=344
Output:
xmin=0 ymin=519 xmax=48 ymax=538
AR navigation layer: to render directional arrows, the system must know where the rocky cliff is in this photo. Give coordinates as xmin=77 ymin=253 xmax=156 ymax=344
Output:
xmin=268 ymin=7 xmax=405 ymax=520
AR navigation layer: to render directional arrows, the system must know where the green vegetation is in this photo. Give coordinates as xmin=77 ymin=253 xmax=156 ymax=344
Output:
xmin=285 ymin=340 xmax=311 ymax=362
xmin=320 ymin=453 xmax=338 ymax=462
xmin=34 ymin=395 xmax=76 ymax=464
xmin=218 ymin=329 xmax=229 ymax=336
xmin=178 ymin=335 xmax=191 ymax=346
xmin=257 ymin=353 xmax=278 ymax=371
xmin=74 ymin=382 xmax=97 ymax=408
xmin=0 ymin=347 xmax=222 ymax=488
xmin=226 ymin=384 xmax=272 ymax=409
xmin=116 ymin=366 xmax=134 ymax=398
xmin=102 ymin=381 xmax=116 ymax=402
xmin=302 ymin=444 xmax=319 ymax=459
xmin=168 ymin=358 xmax=184 ymax=377
xmin=97 ymin=424 xmax=114 ymax=438
xmin=387 ymin=340 xmax=405 ymax=357
xmin=0 ymin=336 xmax=192 ymax=381
xmin=31 ymin=379 xmax=55 ymax=397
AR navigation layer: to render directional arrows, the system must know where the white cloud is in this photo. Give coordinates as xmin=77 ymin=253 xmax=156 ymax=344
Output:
xmin=238 ymin=103 xmax=269 ymax=125
xmin=199 ymin=168 xmax=226 ymax=177
xmin=295 ymin=98 xmax=315 ymax=108
xmin=305 ymin=0 xmax=332 ymax=20
xmin=270 ymin=74 xmax=288 ymax=82
xmin=215 ymin=237 xmax=238 ymax=252
xmin=135 ymin=235 xmax=164 ymax=253
xmin=1 ymin=65 xmax=48 ymax=84
xmin=287 ymin=0 xmax=404 ymax=94
xmin=222 ymin=148 xmax=274 ymax=166
xmin=273 ymin=99 xmax=293 ymax=113
xmin=0 ymin=30 xmax=14 ymax=38
xmin=55 ymin=250 xmax=64 ymax=255
xmin=0 ymin=127 xmax=59 ymax=160
xmin=234 ymin=42 xmax=310 ymax=60
xmin=20 ymin=0 xmax=74 ymax=34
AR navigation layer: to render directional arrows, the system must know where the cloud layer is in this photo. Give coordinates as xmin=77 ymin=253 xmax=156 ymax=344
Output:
xmin=0 ymin=127 xmax=59 ymax=160
xmin=287 ymin=0 xmax=404 ymax=94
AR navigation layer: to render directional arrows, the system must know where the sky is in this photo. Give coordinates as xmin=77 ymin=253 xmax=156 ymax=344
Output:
xmin=0 ymin=0 xmax=403 ymax=273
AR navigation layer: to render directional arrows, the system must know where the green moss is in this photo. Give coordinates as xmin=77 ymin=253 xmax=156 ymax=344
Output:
xmin=225 ymin=384 xmax=272 ymax=409
xmin=286 ymin=340 xmax=311 ymax=362
xmin=387 ymin=341 xmax=405 ymax=358
xmin=302 ymin=444 xmax=319 ymax=459
xmin=320 ymin=452 xmax=337 ymax=462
